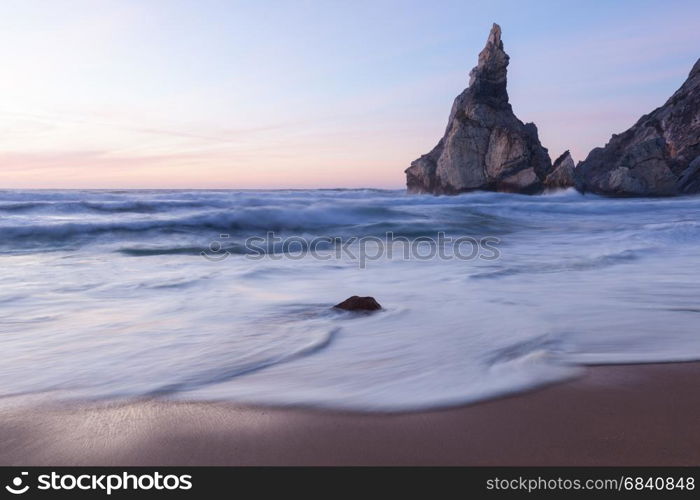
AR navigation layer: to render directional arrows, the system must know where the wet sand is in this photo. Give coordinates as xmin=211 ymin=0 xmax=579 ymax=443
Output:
xmin=1 ymin=362 xmax=699 ymax=465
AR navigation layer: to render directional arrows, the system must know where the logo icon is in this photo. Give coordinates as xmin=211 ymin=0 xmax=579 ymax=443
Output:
xmin=5 ymin=472 xmax=29 ymax=495
xmin=201 ymin=234 xmax=231 ymax=262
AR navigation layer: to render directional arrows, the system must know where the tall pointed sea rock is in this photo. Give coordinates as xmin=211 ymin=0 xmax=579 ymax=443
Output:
xmin=405 ymin=24 xmax=552 ymax=195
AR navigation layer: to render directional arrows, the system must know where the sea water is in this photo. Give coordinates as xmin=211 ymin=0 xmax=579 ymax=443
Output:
xmin=1 ymin=188 xmax=699 ymax=410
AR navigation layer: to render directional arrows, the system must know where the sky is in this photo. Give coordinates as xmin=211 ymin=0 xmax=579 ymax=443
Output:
xmin=0 ymin=0 xmax=698 ymax=189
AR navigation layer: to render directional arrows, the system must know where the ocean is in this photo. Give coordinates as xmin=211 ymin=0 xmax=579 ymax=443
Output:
xmin=2 ymin=188 xmax=700 ymax=411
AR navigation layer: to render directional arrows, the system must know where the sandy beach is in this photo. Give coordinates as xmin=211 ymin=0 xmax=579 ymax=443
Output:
xmin=1 ymin=362 xmax=698 ymax=466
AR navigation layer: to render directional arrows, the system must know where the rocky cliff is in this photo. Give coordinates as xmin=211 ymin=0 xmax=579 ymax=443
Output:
xmin=544 ymin=150 xmax=575 ymax=190
xmin=405 ymin=24 xmax=552 ymax=195
xmin=575 ymin=58 xmax=700 ymax=196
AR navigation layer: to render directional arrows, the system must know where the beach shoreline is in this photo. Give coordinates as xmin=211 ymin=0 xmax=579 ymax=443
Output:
xmin=1 ymin=361 xmax=698 ymax=466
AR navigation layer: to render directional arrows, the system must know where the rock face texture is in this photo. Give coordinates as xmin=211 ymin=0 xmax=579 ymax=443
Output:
xmin=544 ymin=151 xmax=575 ymax=190
xmin=576 ymin=58 xmax=700 ymax=196
xmin=405 ymin=24 xmax=552 ymax=195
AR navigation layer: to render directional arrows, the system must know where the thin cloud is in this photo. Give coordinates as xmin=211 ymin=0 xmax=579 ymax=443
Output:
xmin=0 ymin=110 xmax=291 ymax=145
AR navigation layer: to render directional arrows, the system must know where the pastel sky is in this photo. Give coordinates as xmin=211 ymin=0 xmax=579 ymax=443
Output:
xmin=0 ymin=0 xmax=698 ymax=189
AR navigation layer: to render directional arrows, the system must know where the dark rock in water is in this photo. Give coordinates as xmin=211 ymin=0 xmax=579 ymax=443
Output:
xmin=334 ymin=296 xmax=382 ymax=311
xmin=405 ymin=23 xmax=552 ymax=195
xmin=576 ymin=58 xmax=700 ymax=196
xmin=544 ymin=150 xmax=575 ymax=190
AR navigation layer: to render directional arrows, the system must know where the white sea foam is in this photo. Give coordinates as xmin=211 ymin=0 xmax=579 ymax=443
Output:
xmin=1 ymin=189 xmax=700 ymax=410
